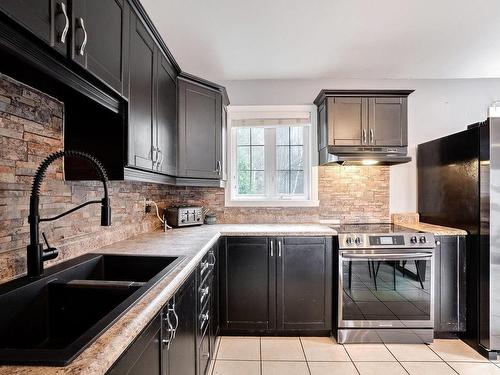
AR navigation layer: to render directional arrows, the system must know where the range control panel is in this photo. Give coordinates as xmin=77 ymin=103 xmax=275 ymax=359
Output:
xmin=166 ymin=206 xmax=203 ymax=227
xmin=338 ymin=233 xmax=436 ymax=249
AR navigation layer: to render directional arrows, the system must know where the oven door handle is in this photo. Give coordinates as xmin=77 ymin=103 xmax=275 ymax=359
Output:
xmin=341 ymin=253 xmax=432 ymax=261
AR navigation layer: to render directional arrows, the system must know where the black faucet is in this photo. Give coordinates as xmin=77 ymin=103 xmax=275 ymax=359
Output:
xmin=27 ymin=150 xmax=112 ymax=278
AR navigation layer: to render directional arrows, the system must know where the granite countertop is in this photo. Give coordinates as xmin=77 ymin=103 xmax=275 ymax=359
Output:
xmin=398 ymin=222 xmax=468 ymax=236
xmin=0 ymin=224 xmax=336 ymax=375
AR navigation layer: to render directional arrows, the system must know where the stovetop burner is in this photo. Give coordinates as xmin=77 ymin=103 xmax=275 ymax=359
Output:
xmin=334 ymin=223 xmax=421 ymax=234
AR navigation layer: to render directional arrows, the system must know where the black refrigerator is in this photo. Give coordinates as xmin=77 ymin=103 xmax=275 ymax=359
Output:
xmin=417 ymin=117 xmax=500 ymax=359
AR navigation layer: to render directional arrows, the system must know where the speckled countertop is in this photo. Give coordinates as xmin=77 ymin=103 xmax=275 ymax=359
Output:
xmin=0 ymin=224 xmax=336 ymax=375
xmin=398 ymin=222 xmax=468 ymax=236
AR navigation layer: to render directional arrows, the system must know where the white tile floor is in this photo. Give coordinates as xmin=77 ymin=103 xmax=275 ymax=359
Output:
xmin=210 ymin=337 xmax=500 ymax=375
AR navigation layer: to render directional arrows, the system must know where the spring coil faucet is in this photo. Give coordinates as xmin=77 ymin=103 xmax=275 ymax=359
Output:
xmin=27 ymin=150 xmax=112 ymax=278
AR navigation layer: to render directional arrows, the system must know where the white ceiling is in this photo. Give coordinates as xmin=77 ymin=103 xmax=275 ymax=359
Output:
xmin=140 ymin=0 xmax=500 ymax=81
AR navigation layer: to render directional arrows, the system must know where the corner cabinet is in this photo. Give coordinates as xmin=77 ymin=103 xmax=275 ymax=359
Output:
xmin=220 ymin=236 xmax=332 ymax=334
xmin=434 ymin=235 xmax=466 ymax=336
xmin=177 ymin=76 xmax=228 ymax=181
xmin=314 ymin=90 xmax=413 ymax=159
xmin=127 ymin=10 xmax=177 ymax=177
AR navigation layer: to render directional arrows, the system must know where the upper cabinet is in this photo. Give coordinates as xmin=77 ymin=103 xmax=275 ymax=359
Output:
xmin=127 ymin=11 xmax=178 ymax=178
xmin=0 ymin=0 xmax=229 ymax=186
xmin=315 ymin=90 xmax=412 ymax=151
xmin=156 ymin=51 xmax=178 ymax=176
xmin=0 ymin=0 xmax=68 ymax=55
xmin=177 ymin=75 xmax=228 ymax=181
xmin=71 ymin=0 xmax=129 ymax=94
xmin=128 ymin=11 xmax=157 ymax=171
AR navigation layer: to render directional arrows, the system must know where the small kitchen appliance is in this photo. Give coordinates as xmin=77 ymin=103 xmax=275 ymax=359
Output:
xmin=334 ymin=223 xmax=436 ymax=344
xmin=165 ymin=206 xmax=203 ymax=227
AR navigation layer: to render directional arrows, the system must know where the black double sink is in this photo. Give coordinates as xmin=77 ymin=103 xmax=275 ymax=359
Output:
xmin=0 ymin=253 xmax=184 ymax=366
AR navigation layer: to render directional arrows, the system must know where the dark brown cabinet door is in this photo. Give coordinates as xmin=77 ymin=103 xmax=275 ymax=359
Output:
xmin=108 ymin=315 xmax=161 ymax=375
xmin=318 ymin=101 xmax=327 ymax=151
xmin=276 ymin=237 xmax=332 ymax=331
xmin=71 ymin=0 xmax=128 ymax=94
xmin=0 ymin=0 xmax=68 ymax=55
xmin=178 ymin=79 xmax=222 ymax=179
xmin=128 ymin=12 xmax=156 ymax=171
xmin=155 ymin=52 xmax=177 ymax=176
xmin=220 ymin=237 xmax=275 ymax=332
xmin=368 ymin=97 xmax=407 ymax=146
xmin=328 ymin=97 xmax=368 ymax=146
xmin=165 ymin=273 xmax=196 ymax=375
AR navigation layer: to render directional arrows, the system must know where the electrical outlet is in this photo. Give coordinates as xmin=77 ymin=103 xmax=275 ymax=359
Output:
xmin=144 ymin=198 xmax=152 ymax=213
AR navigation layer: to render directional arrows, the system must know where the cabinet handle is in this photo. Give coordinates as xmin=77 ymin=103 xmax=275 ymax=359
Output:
xmin=208 ymin=250 xmax=216 ymax=266
xmin=156 ymin=148 xmax=163 ymax=171
xmin=270 ymin=241 xmax=274 ymax=257
xmin=57 ymin=2 xmax=69 ymax=44
xmin=362 ymin=129 xmax=367 ymax=144
xmin=278 ymin=240 xmax=282 ymax=257
xmin=162 ymin=307 xmax=174 ymax=349
xmin=76 ymin=17 xmax=88 ymax=56
xmin=369 ymin=129 xmax=374 ymax=144
xmin=215 ymin=160 xmax=222 ymax=175
xmin=168 ymin=300 xmax=179 ymax=339
xmin=200 ymin=312 xmax=209 ymax=322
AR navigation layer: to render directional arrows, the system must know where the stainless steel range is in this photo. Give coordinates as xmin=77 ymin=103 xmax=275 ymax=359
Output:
xmin=335 ymin=224 xmax=436 ymax=344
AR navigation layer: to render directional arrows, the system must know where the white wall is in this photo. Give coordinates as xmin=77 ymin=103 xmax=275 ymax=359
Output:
xmin=220 ymin=78 xmax=500 ymax=213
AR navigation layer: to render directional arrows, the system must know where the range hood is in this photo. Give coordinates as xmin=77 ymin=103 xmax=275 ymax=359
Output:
xmin=319 ymin=147 xmax=412 ymax=166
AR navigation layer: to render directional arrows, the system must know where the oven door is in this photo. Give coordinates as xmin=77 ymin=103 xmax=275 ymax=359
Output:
xmin=338 ymin=249 xmax=434 ymax=329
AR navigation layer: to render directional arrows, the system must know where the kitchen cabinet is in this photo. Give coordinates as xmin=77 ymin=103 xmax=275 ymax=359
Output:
xmin=164 ymin=272 xmax=196 ymax=375
xmin=220 ymin=237 xmax=275 ymax=332
xmin=434 ymin=235 xmax=467 ymax=336
xmin=107 ymin=314 xmax=162 ymax=375
xmin=177 ymin=76 xmax=225 ymax=180
xmin=155 ymin=51 xmax=178 ymax=176
xmin=277 ymin=237 xmax=332 ymax=331
xmin=327 ymin=97 xmax=368 ymax=146
xmin=0 ymin=0 xmax=230 ymax=185
xmin=127 ymin=11 xmax=178 ymax=176
xmin=0 ymin=0 xmax=68 ymax=56
xmin=197 ymin=245 xmax=218 ymax=375
xmin=368 ymin=97 xmax=407 ymax=146
xmin=220 ymin=236 xmax=332 ymax=334
xmin=128 ymin=11 xmax=156 ymax=171
xmin=71 ymin=0 xmax=129 ymax=94
xmin=314 ymin=90 xmax=412 ymax=150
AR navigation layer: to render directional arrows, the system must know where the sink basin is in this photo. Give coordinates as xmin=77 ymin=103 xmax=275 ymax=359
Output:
xmin=0 ymin=253 xmax=184 ymax=366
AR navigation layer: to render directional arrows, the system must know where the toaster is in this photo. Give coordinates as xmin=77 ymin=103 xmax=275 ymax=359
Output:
xmin=165 ymin=206 xmax=203 ymax=227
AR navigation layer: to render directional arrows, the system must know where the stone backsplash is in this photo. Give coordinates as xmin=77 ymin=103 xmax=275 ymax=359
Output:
xmin=0 ymin=73 xmax=389 ymax=283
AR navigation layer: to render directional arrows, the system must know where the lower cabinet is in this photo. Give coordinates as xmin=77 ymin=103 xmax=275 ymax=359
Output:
xmin=434 ymin=235 xmax=466 ymax=335
xmin=164 ymin=272 xmax=196 ymax=375
xmin=107 ymin=314 xmax=162 ymax=375
xmin=220 ymin=236 xmax=333 ymax=334
xmin=197 ymin=244 xmax=218 ymax=375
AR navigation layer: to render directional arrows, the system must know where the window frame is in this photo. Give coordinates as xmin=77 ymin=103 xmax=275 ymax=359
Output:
xmin=226 ymin=105 xmax=319 ymax=207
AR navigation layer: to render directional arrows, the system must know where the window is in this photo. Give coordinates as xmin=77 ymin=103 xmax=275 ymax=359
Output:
xmin=227 ymin=106 xmax=318 ymax=207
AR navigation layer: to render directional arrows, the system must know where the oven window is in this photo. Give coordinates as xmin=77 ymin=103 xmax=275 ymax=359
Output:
xmin=341 ymin=258 xmax=431 ymax=321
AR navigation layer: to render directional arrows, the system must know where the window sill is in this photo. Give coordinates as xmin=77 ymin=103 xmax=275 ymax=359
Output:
xmin=224 ymin=199 xmax=320 ymax=208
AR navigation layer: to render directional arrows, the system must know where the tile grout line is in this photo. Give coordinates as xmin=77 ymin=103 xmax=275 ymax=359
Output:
xmin=382 ymin=342 xmax=411 ymax=375
xmin=211 ymin=336 xmax=221 ymax=375
xmin=424 ymin=343 xmax=461 ymax=375
xmin=298 ymin=337 xmax=312 ymax=375
xmin=259 ymin=336 xmax=263 ymax=375
xmin=341 ymin=343 xmax=362 ymax=375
